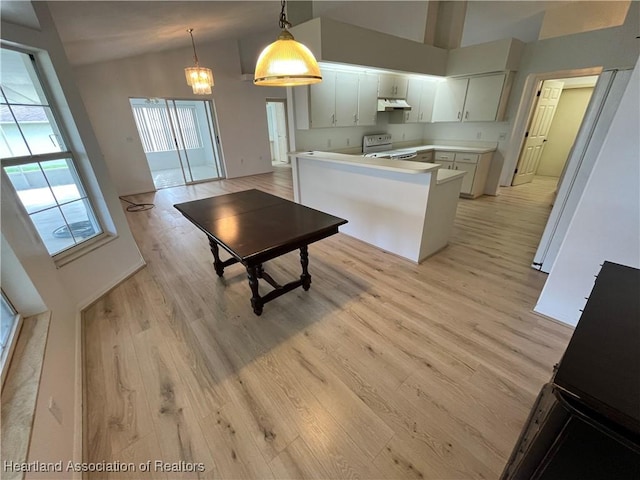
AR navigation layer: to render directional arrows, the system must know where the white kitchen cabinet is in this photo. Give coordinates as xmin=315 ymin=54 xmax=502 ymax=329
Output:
xmin=295 ymin=69 xmax=378 ymax=129
xmin=334 ymin=72 xmax=359 ymax=127
xmin=432 ymin=78 xmax=468 ymax=122
xmin=378 ymin=74 xmax=408 ymax=99
xmin=356 ymin=73 xmax=378 ymax=126
xmin=434 ymin=151 xmax=492 ymax=198
xmin=432 ymin=73 xmax=510 ymax=123
xmin=415 ymin=150 xmax=433 ymax=162
xmin=390 ymin=78 xmax=437 ymax=124
xmin=308 ymin=72 xmax=336 ymax=128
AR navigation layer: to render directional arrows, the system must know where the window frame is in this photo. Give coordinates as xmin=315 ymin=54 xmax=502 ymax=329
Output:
xmin=1 ymin=291 xmax=23 ymax=387
xmin=1 ymin=46 xmax=107 ymax=260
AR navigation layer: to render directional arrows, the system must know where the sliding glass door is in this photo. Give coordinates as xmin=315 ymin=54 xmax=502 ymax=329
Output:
xmin=130 ymin=98 xmax=224 ymax=189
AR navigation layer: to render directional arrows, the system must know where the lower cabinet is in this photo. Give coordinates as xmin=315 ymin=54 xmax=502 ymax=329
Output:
xmin=434 ymin=151 xmax=492 ymax=198
xmin=415 ymin=150 xmax=433 ymax=162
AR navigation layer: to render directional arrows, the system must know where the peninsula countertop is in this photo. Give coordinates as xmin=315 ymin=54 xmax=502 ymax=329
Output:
xmin=290 ymin=151 xmax=440 ymax=174
xmin=411 ymin=144 xmax=496 ymax=154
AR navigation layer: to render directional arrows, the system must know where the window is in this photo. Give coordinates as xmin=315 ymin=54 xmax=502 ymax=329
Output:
xmin=1 ymin=47 xmax=102 ymax=256
xmin=131 ymin=103 xmax=203 ymax=153
xmin=1 ymin=292 xmax=21 ymax=383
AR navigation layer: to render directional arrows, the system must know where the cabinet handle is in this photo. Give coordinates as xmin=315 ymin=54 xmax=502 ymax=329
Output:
xmin=354 ymin=113 xmax=358 ymax=124
xmin=331 ymin=113 xmax=335 ymax=125
xmin=406 ymin=112 xmax=409 ymax=121
xmin=465 ymin=111 xmax=469 ymax=120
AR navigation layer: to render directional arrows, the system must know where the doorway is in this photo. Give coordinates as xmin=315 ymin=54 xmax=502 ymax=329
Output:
xmin=512 ymin=76 xmax=598 ymax=188
xmin=265 ymin=99 xmax=289 ymax=165
xmin=130 ymin=98 xmax=224 ymax=189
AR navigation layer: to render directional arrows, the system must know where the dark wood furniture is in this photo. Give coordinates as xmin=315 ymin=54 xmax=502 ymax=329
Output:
xmin=501 ymin=261 xmax=640 ymax=479
xmin=174 ymin=189 xmax=347 ymax=315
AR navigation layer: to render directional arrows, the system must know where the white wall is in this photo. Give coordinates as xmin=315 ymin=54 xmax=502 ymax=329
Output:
xmin=1 ymin=2 xmax=144 ymax=471
xmin=500 ymin=2 xmax=639 ymax=186
xmin=73 ymin=37 xmax=284 ymax=195
xmin=535 ymin=57 xmax=640 ymax=326
xmin=312 ymin=1 xmax=429 ymax=43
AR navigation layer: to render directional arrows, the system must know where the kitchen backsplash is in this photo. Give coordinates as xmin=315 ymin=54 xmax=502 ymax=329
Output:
xmin=294 ymin=115 xmax=424 ymax=153
xmin=295 ymin=116 xmax=512 ymax=154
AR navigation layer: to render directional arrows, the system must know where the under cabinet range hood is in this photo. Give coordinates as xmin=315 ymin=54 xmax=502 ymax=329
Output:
xmin=377 ymin=98 xmax=412 ymax=111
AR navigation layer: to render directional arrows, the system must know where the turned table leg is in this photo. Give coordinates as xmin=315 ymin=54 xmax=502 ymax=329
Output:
xmin=300 ymin=245 xmax=312 ymax=291
xmin=209 ymin=238 xmax=225 ymax=277
xmin=246 ymin=265 xmax=263 ymax=315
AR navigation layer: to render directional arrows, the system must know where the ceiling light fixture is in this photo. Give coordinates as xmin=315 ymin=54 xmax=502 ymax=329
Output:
xmin=254 ymin=0 xmax=322 ymax=87
xmin=184 ymin=28 xmax=214 ymax=95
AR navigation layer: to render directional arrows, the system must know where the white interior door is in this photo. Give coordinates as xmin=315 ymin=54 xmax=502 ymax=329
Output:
xmin=512 ymin=80 xmax=564 ymax=186
xmin=266 ymin=100 xmax=289 ymax=164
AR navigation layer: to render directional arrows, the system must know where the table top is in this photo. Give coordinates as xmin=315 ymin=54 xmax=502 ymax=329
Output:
xmin=174 ymin=189 xmax=347 ymax=263
xmin=554 ymin=261 xmax=640 ymax=433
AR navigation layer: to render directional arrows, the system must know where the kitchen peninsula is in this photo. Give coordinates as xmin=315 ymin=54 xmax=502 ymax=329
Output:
xmin=290 ymin=151 xmax=466 ymax=263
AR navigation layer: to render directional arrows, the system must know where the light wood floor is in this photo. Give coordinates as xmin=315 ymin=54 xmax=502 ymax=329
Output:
xmin=83 ymin=171 xmax=572 ymax=479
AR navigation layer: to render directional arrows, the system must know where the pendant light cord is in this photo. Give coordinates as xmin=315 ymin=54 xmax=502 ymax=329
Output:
xmin=187 ymin=28 xmax=199 ymax=65
xmin=279 ymin=0 xmax=291 ymax=29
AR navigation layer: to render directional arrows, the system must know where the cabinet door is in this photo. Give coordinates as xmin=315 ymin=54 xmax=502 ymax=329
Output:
xmin=432 ymin=78 xmax=468 ymax=122
xmin=357 ymin=73 xmax=378 ymax=126
xmin=455 ymin=162 xmax=476 ymax=194
xmin=434 ymin=160 xmax=454 ymax=170
xmin=393 ymin=76 xmax=408 ymax=99
xmin=334 ymin=72 xmax=359 ymax=127
xmin=418 ymin=80 xmax=437 ymax=123
xmin=378 ymin=74 xmax=395 ymax=98
xmin=309 ymin=72 xmax=336 ymax=128
xmin=378 ymin=75 xmax=408 ymax=99
xmin=416 ymin=151 xmax=433 ymax=162
xmin=463 ymin=73 xmax=506 ymax=122
xmin=404 ymin=78 xmax=423 ymax=123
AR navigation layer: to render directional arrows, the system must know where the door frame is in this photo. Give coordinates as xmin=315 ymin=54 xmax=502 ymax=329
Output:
xmin=502 ymin=67 xmax=602 ymax=187
xmin=129 ymin=96 xmax=226 ymax=189
xmin=265 ymin=98 xmax=289 ymax=164
xmin=532 ymin=68 xmax=633 ymax=272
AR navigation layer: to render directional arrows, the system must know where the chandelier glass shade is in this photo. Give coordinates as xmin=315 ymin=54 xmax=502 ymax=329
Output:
xmin=184 ymin=29 xmax=214 ymax=94
xmin=254 ymin=1 xmax=322 ymax=87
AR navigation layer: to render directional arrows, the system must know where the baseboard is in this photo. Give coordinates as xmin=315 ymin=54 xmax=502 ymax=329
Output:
xmin=76 ymin=259 xmax=146 ymax=312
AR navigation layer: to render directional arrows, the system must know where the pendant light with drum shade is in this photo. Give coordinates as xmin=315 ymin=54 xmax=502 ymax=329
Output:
xmin=254 ymin=0 xmax=322 ymax=86
xmin=184 ymin=28 xmax=214 ymax=94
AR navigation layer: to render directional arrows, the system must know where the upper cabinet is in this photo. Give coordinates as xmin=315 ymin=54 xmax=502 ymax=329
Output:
xmin=390 ymin=78 xmax=437 ymax=124
xmin=378 ymin=74 xmax=408 ymax=99
xmin=356 ymin=73 xmax=379 ymax=126
xmin=295 ymin=69 xmax=378 ymax=129
xmin=432 ymin=73 xmax=512 ymax=123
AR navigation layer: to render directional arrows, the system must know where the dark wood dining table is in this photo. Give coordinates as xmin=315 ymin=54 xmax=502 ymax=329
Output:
xmin=174 ymin=189 xmax=347 ymax=315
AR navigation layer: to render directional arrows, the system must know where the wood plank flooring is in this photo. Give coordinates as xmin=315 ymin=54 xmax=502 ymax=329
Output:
xmin=83 ymin=171 xmax=572 ymax=479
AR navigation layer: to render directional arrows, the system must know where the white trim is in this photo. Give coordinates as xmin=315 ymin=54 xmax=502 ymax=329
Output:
xmin=75 ymin=259 xmax=146 ymax=312
xmin=73 ymin=309 xmax=83 ymax=480
xmin=54 ymin=233 xmax=117 ymax=268
xmin=1 ymin=313 xmax=23 ymax=387
xmin=501 ymin=66 xmax=603 ymax=187
xmin=532 ymin=68 xmax=633 ymax=272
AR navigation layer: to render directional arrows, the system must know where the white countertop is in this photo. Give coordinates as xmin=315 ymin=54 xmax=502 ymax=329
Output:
xmin=412 ymin=144 xmax=496 ymax=154
xmin=436 ymin=168 xmax=467 ymax=185
xmin=291 ymin=151 xmax=440 ymax=175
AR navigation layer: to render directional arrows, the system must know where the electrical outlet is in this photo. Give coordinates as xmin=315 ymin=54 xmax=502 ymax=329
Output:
xmin=327 ymin=139 xmax=332 ymax=148
xmin=499 ymin=132 xmax=507 ymax=141
xmin=346 ymin=138 xmax=350 ymax=146
xmin=476 ymin=131 xmax=482 ymax=139
xmin=48 ymin=396 xmax=63 ymax=425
